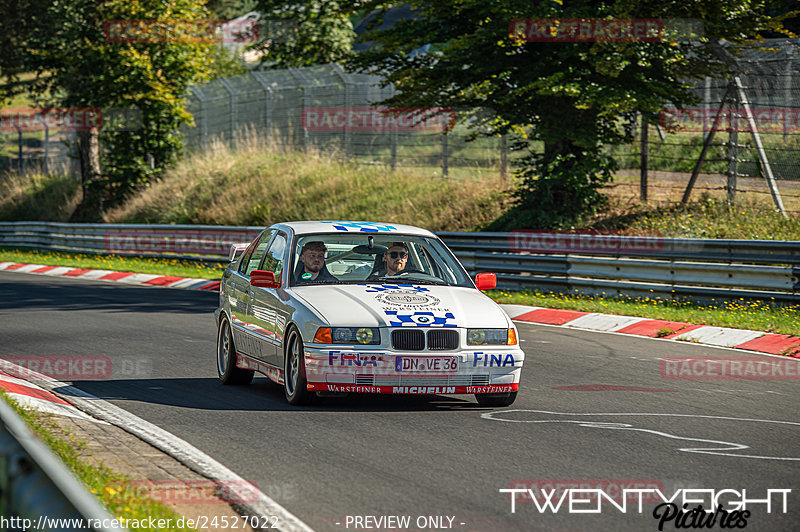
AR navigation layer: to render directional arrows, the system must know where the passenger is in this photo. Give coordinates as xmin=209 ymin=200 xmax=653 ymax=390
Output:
xmin=295 ymin=241 xmax=337 ymax=284
xmin=383 ymin=242 xmax=409 ymax=276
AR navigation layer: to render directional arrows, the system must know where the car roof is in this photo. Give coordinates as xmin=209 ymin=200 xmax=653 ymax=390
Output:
xmin=272 ymin=221 xmax=437 ymax=238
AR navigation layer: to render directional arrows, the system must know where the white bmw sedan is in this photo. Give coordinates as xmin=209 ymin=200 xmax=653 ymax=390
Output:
xmin=215 ymin=221 xmax=524 ymax=406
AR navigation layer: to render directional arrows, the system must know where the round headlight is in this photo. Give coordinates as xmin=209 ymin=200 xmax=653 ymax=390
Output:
xmin=355 ymin=328 xmax=374 ymax=344
xmin=468 ymin=329 xmax=486 ymax=345
xmin=333 ymin=328 xmax=352 ymax=343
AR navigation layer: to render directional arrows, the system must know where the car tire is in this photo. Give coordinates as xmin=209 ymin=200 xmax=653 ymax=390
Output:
xmin=475 ymin=391 xmax=517 ymax=407
xmin=284 ymin=327 xmax=313 ymax=406
xmin=217 ymin=317 xmax=254 ymax=385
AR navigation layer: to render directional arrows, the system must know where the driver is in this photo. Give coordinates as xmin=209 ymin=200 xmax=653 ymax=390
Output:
xmin=384 ymin=242 xmax=409 ymax=276
xmin=295 ymin=241 xmax=337 ymax=284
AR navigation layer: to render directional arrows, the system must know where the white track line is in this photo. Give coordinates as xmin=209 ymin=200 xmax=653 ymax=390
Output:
xmin=2 ymin=361 xmax=314 ymax=532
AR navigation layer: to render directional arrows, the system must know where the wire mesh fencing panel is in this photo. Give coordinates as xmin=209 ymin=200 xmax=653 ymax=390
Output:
xmin=182 ymin=64 xmax=515 ymax=179
xmin=611 ymin=39 xmax=800 ymax=213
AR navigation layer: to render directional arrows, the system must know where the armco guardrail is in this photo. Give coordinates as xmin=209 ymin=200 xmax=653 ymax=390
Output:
xmin=0 ymin=397 xmax=126 ymax=531
xmin=438 ymin=231 xmax=800 ymax=302
xmin=0 ymin=222 xmax=798 ymax=302
xmin=0 ymin=221 xmax=261 ymax=262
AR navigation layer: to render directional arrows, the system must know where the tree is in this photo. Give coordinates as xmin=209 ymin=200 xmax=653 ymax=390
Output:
xmin=346 ymin=0 xmax=788 ymax=228
xmin=253 ymin=0 xmax=358 ymax=67
xmin=3 ymin=0 xmax=214 ymax=220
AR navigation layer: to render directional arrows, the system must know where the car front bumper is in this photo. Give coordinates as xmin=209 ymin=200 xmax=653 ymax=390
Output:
xmin=303 ymin=345 xmax=524 ymax=395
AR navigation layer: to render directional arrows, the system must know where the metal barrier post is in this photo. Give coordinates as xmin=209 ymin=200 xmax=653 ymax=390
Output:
xmin=0 ymin=398 xmax=127 ymax=531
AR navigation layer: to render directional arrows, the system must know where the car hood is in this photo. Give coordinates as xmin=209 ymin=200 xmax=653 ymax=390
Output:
xmin=291 ymin=284 xmax=510 ymax=329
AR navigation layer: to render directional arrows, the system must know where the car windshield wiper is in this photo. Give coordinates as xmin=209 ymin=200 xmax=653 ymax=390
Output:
xmin=370 ymin=276 xmax=450 ymax=286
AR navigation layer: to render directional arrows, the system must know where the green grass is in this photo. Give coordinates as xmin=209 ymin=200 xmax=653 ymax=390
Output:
xmin=488 ymin=288 xmax=800 ymax=339
xmin=102 ymin=138 xmax=512 ymax=231
xmin=0 ymin=392 xmax=194 ymax=531
xmin=589 ymin=192 xmax=800 ymax=240
xmin=0 ymin=247 xmax=225 ymax=280
xmin=608 ymin=125 xmax=800 ymax=181
xmin=0 ymin=172 xmax=82 ymax=221
xmin=2 ymin=246 xmax=797 ymax=338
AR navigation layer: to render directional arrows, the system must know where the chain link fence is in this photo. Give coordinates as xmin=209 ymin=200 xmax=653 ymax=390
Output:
xmin=611 ymin=39 xmax=800 ymax=213
xmin=4 ymin=39 xmax=800 ymax=213
xmin=0 ymin=127 xmax=78 ymax=175
xmin=181 ymin=63 xmax=515 ymax=178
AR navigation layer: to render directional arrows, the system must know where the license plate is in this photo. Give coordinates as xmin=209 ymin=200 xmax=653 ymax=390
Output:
xmin=395 ymin=356 xmax=457 ymax=372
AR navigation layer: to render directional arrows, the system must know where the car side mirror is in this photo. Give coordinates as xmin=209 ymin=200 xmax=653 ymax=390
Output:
xmin=251 ymin=270 xmax=280 ymax=289
xmin=474 ymin=272 xmax=496 ymax=290
xmin=229 ymin=242 xmax=250 ymax=262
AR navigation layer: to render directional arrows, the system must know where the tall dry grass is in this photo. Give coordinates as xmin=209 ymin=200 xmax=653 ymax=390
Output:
xmin=0 ymin=171 xmax=81 ymax=221
xmin=103 ymin=134 xmax=512 ymax=231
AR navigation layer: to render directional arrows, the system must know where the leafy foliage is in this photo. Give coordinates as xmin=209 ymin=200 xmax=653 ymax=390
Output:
xmin=1 ymin=0 xmax=214 ymax=219
xmin=345 ymin=0 xmax=788 ymax=228
xmin=253 ymin=1 xmax=357 ymax=67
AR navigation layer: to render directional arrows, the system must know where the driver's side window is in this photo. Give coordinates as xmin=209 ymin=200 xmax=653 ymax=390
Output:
xmin=261 ymin=233 xmax=286 ymax=282
xmin=238 ymin=230 xmax=275 ymax=276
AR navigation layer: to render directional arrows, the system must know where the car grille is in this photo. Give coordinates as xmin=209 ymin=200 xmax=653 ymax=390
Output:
xmin=391 ymin=329 xmax=460 ymax=351
xmin=392 ymin=330 xmax=425 ymax=351
xmin=355 ymin=374 xmax=490 ymax=387
xmin=427 ymin=330 xmax=459 ymax=350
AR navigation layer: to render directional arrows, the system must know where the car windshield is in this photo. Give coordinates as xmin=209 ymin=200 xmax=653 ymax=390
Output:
xmin=289 ymin=233 xmax=473 ymax=288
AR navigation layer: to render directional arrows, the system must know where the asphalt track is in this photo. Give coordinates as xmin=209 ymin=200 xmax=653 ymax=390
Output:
xmin=1 ymin=271 xmax=798 ymax=532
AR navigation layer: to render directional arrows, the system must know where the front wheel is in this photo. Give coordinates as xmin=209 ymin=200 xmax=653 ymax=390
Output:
xmin=284 ymin=327 xmax=313 ymax=406
xmin=475 ymin=391 xmax=517 ymax=407
xmin=217 ymin=318 xmax=254 ymax=385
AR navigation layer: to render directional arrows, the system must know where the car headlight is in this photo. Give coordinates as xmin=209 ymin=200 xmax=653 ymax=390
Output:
xmin=329 ymin=327 xmax=381 ymax=345
xmin=467 ymin=328 xmax=516 ymax=345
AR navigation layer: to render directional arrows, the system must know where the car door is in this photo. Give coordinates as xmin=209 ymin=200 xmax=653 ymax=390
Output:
xmin=230 ymin=229 xmax=275 ymax=359
xmin=247 ymin=231 xmax=289 ymax=367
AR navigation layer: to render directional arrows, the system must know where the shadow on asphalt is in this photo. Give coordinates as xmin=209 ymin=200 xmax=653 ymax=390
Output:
xmin=56 ymin=377 xmax=494 ymax=412
xmin=0 ymin=275 xmax=218 ymax=315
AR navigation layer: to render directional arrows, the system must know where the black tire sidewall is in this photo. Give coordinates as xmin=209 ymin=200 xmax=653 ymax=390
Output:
xmin=284 ymin=327 xmax=310 ymax=404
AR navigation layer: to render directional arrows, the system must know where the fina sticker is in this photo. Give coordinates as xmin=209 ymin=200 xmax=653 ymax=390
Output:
xmin=301 ymin=273 xmax=313 ymax=279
